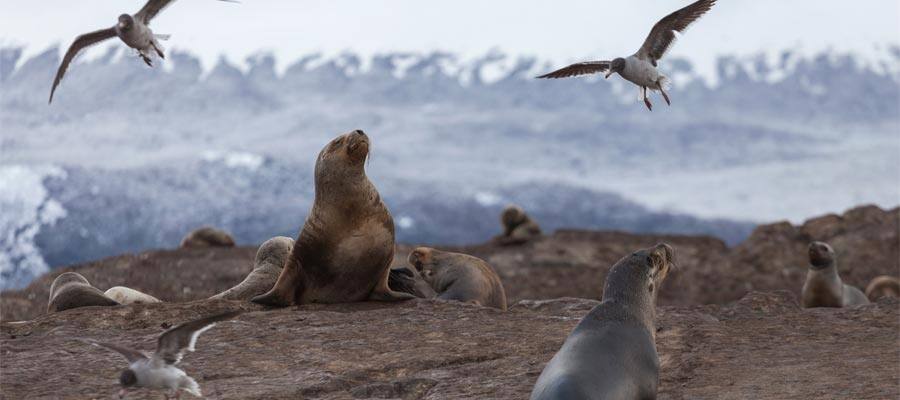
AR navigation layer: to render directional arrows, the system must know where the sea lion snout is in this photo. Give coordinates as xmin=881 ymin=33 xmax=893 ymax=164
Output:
xmin=345 ymin=130 xmax=370 ymax=161
xmin=808 ymin=241 xmax=835 ymax=267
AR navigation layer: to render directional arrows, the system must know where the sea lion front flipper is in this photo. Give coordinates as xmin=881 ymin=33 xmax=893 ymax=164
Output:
xmin=250 ymin=257 xmax=300 ymax=307
xmin=369 ymin=285 xmax=417 ymax=302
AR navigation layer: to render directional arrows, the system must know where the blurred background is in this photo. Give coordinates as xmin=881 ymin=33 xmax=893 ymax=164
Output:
xmin=1 ymin=0 xmax=898 ymax=289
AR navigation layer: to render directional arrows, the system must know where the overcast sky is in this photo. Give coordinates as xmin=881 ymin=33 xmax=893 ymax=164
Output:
xmin=2 ymin=0 xmax=899 ymax=77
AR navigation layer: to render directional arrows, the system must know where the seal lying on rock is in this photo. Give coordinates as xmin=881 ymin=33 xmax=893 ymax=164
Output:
xmin=407 ymin=247 xmax=507 ymax=310
xmin=801 ymin=241 xmax=869 ymax=308
xmin=495 ymin=205 xmax=542 ymax=245
xmin=180 ymin=226 xmax=236 ymax=248
xmin=530 ymin=243 xmax=675 ymax=400
xmin=210 ymin=236 xmax=294 ymax=301
xmin=252 ymin=130 xmax=415 ymax=306
xmin=864 ymin=275 xmax=900 ymax=301
xmin=48 ymin=272 xmax=119 ymax=313
xmin=104 ymin=286 xmax=161 ymax=305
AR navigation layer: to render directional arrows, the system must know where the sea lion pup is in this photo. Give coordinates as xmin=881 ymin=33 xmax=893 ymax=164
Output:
xmin=496 ymin=204 xmax=542 ymax=245
xmin=104 ymin=286 xmax=161 ymax=305
xmin=407 ymin=247 xmax=507 ymax=310
xmin=388 ymin=265 xmax=438 ymax=299
xmin=252 ymin=130 xmax=415 ymax=306
xmin=530 ymin=243 xmax=675 ymax=400
xmin=864 ymin=276 xmax=900 ymax=301
xmin=180 ymin=226 xmax=236 ymax=248
xmin=801 ymin=241 xmax=869 ymax=308
xmin=48 ymin=272 xmax=120 ymax=313
xmin=210 ymin=236 xmax=294 ymax=301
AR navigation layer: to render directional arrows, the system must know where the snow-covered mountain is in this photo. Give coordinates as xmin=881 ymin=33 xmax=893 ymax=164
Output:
xmin=1 ymin=46 xmax=898 ymax=289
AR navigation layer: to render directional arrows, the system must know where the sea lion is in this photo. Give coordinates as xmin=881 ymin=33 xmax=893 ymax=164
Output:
xmin=530 ymin=243 xmax=675 ymax=400
xmin=104 ymin=286 xmax=161 ymax=305
xmin=252 ymin=130 xmax=415 ymax=306
xmin=210 ymin=236 xmax=294 ymax=301
xmin=180 ymin=226 xmax=236 ymax=248
xmin=388 ymin=264 xmax=438 ymax=299
xmin=407 ymin=247 xmax=507 ymax=310
xmin=48 ymin=272 xmax=119 ymax=313
xmin=865 ymin=276 xmax=900 ymax=301
xmin=801 ymin=241 xmax=869 ymax=308
xmin=496 ymin=204 xmax=542 ymax=245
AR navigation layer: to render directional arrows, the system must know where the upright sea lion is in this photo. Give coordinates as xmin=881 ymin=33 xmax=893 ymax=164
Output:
xmin=496 ymin=204 xmax=542 ymax=245
xmin=48 ymin=272 xmax=119 ymax=313
xmin=801 ymin=241 xmax=869 ymax=308
xmin=210 ymin=236 xmax=294 ymax=301
xmin=252 ymin=130 xmax=415 ymax=306
xmin=104 ymin=286 xmax=161 ymax=305
xmin=530 ymin=244 xmax=675 ymax=400
xmin=388 ymin=264 xmax=438 ymax=299
xmin=407 ymin=247 xmax=507 ymax=310
xmin=180 ymin=226 xmax=236 ymax=248
xmin=864 ymin=276 xmax=900 ymax=301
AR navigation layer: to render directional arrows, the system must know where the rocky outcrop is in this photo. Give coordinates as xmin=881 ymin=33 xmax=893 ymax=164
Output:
xmin=1 ymin=294 xmax=896 ymax=399
xmin=2 ymin=205 xmax=896 ymax=321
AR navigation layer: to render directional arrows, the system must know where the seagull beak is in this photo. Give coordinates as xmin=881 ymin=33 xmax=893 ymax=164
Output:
xmin=604 ymin=71 xmax=613 ymax=79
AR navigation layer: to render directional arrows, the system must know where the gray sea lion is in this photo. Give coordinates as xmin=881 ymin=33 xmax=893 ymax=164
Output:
xmin=388 ymin=264 xmax=438 ymax=299
xmin=530 ymin=243 xmax=675 ymax=400
xmin=407 ymin=247 xmax=507 ymax=310
xmin=496 ymin=205 xmax=542 ymax=245
xmin=801 ymin=241 xmax=869 ymax=308
xmin=210 ymin=236 xmax=294 ymax=301
xmin=180 ymin=226 xmax=236 ymax=248
xmin=864 ymin=275 xmax=900 ymax=301
xmin=104 ymin=286 xmax=161 ymax=305
xmin=252 ymin=130 xmax=415 ymax=306
xmin=48 ymin=272 xmax=119 ymax=313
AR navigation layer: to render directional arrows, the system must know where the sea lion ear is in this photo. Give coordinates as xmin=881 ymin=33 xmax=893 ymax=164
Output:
xmin=649 ymin=248 xmax=666 ymax=273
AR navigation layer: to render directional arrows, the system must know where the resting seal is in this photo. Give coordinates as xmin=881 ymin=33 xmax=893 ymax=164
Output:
xmin=48 ymin=272 xmax=119 ymax=313
xmin=407 ymin=247 xmax=507 ymax=310
xmin=252 ymin=130 xmax=415 ymax=306
xmin=210 ymin=236 xmax=294 ymax=301
xmin=864 ymin=275 xmax=900 ymax=301
xmin=801 ymin=241 xmax=869 ymax=308
xmin=530 ymin=243 xmax=675 ymax=400
xmin=180 ymin=226 xmax=236 ymax=248
xmin=104 ymin=286 xmax=161 ymax=305
xmin=496 ymin=205 xmax=542 ymax=245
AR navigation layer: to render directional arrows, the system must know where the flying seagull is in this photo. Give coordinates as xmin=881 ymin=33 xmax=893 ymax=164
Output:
xmin=48 ymin=0 xmax=238 ymax=104
xmin=537 ymin=0 xmax=717 ymax=111
xmin=82 ymin=310 xmax=241 ymax=399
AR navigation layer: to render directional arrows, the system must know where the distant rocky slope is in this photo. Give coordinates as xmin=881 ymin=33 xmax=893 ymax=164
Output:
xmin=2 ymin=204 xmax=896 ymax=322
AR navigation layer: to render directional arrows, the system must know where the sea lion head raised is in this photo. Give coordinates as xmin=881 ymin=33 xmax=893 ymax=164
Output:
xmin=49 ymin=272 xmax=90 ymax=296
xmin=501 ymin=205 xmax=527 ymax=234
xmin=808 ymin=241 xmax=835 ymax=269
xmin=603 ymin=243 xmax=675 ymax=304
xmin=254 ymin=236 xmax=293 ymax=267
xmin=315 ymin=129 xmax=370 ymax=183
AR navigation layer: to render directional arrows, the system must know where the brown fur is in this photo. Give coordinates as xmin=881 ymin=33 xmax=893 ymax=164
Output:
xmin=180 ymin=226 xmax=236 ymax=248
xmin=801 ymin=241 xmax=869 ymax=308
xmin=48 ymin=272 xmax=119 ymax=313
xmin=496 ymin=205 xmax=542 ymax=245
xmin=865 ymin=275 xmax=900 ymax=301
xmin=252 ymin=130 xmax=414 ymax=306
xmin=211 ymin=236 xmax=294 ymax=301
xmin=408 ymin=247 xmax=507 ymax=310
